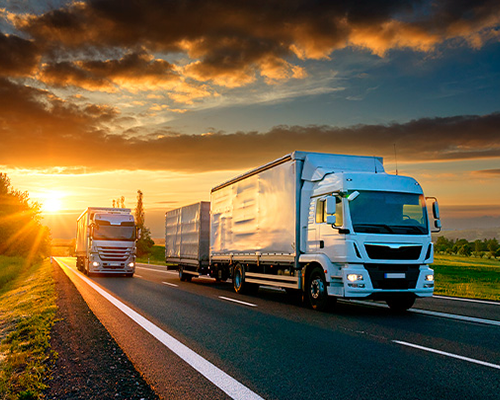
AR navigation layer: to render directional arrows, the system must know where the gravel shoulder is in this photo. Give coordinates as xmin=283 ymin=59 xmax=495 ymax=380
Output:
xmin=44 ymin=261 xmax=160 ymax=399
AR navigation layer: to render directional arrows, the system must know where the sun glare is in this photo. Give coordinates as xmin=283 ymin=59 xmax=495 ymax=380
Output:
xmin=41 ymin=191 xmax=64 ymax=213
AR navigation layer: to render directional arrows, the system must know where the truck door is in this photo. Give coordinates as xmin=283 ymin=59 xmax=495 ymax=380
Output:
xmin=316 ymin=196 xmax=345 ymax=257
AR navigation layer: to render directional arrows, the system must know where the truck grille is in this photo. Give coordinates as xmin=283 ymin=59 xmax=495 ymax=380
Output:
xmin=364 ymin=264 xmax=419 ymax=289
xmin=97 ymin=246 xmax=130 ymax=262
xmin=365 ymin=244 xmax=422 ymax=260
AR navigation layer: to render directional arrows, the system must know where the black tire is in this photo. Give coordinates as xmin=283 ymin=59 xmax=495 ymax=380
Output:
xmin=386 ymin=296 xmax=415 ymax=312
xmin=233 ymin=264 xmax=246 ymax=293
xmin=84 ymin=258 xmax=89 ymax=276
xmin=233 ymin=264 xmax=259 ymax=294
xmin=306 ymin=266 xmax=329 ymax=311
xmin=179 ymin=267 xmax=192 ymax=282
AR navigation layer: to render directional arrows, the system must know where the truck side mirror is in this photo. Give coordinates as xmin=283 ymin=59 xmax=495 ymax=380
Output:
xmin=432 ymin=201 xmax=440 ymax=219
xmin=426 ymin=197 xmax=441 ymax=233
xmin=136 ymin=227 xmax=142 ymax=240
xmin=325 ymin=196 xmax=336 ymax=215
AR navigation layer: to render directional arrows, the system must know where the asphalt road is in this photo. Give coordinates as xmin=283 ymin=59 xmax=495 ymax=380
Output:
xmin=54 ymin=257 xmax=500 ymax=400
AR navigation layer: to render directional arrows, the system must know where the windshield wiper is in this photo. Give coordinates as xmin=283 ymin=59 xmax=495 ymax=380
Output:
xmin=392 ymin=225 xmax=427 ymax=234
xmin=353 ymin=224 xmax=394 ymax=233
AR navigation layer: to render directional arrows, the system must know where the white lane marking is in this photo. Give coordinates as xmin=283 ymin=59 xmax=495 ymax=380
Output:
xmin=393 ymin=340 xmax=500 ymax=370
xmin=432 ymin=295 xmax=500 ymax=306
xmin=136 ymin=266 xmax=178 ymax=275
xmin=343 ymin=299 xmax=500 ymax=327
xmin=134 ymin=274 xmax=143 ymax=278
xmin=55 ymin=258 xmax=263 ymax=400
xmin=410 ymin=308 xmax=500 ymax=327
xmin=162 ymin=282 xmax=178 ymax=287
xmin=219 ymin=296 xmax=258 ymax=308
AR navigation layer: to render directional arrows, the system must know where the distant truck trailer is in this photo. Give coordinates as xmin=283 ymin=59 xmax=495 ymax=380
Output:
xmin=165 ymin=151 xmax=441 ymax=311
xmin=75 ymin=207 xmax=138 ymax=276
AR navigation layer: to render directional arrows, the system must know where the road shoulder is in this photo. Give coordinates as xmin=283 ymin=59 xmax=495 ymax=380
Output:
xmin=44 ymin=260 xmax=159 ymax=399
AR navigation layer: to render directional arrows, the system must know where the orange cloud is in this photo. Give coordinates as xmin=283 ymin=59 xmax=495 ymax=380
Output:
xmin=1 ymin=78 xmax=499 ymax=173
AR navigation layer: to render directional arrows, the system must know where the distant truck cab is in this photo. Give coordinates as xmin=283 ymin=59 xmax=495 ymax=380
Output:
xmin=165 ymin=151 xmax=441 ymax=311
xmin=75 ymin=207 xmax=138 ymax=276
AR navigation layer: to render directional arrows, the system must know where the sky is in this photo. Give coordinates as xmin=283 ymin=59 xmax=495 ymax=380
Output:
xmin=1 ymin=0 xmax=500 ymax=239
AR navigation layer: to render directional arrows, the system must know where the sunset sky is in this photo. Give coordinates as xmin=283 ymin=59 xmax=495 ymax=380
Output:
xmin=1 ymin=0 xmax=500 ymax=239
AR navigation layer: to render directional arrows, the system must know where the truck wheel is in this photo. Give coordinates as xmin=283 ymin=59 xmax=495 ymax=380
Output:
xmin=179 ymin=267 xmax=192 ymax=282
xmin=307 ymin=267 xmax=329 ymax=311
xmin=233 ymin=264 xmax=259 ymax=294
xmin=386 ymin=296 xmax=415 ymax=312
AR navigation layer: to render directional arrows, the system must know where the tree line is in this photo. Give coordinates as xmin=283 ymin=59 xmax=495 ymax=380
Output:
xmin=0 ymin=173 xmax=50 ymax=260
xmin=435 ymin=236 xmax=500 ymax=258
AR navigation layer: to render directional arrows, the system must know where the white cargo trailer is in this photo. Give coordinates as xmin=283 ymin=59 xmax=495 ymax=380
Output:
xmin=75 ymin=207 xmax=138 ymax=276
xmin=165 ymin=202 xmax=210 ymax=280
xmin=165 ymin=151 xmax=441 ymax=311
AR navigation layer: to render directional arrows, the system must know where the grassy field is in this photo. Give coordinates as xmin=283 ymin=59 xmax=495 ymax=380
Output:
xmin=0 ymin=256 xmax=56 ymax=399
xmin=433 ymin=254 xmax=500 ymax=301
xmin=137 ymin=245 xmax=166 ymax=264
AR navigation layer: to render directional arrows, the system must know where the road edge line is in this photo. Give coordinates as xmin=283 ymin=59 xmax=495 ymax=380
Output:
xmin=55 ymin=258 xmax=264 ymax=400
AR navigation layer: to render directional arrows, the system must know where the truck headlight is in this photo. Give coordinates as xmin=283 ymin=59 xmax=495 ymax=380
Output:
xmin=347 ymin=274 xmax=363 ymax=282
xmin=92 ymin=262 xmax=100 ymax=267
xmin=128 ymin=262 xmax=135 ymax=268
xmin=425 ymin=274 xmax=434 ymax=282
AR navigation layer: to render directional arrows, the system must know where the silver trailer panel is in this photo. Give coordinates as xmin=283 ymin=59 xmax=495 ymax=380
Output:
xmin=165 ymin=202 xmax=210 ymax=267
xmin=210 ymin=157 xmax=297 ymax=260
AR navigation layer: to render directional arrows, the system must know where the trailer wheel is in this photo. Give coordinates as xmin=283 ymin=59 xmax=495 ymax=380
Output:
xmin=386 ymin=296 xmax=415 ymax=312
xmin=307 ymin=266 xmax=329 ymax=311
xmin=179 ymin=267 xmax=192 ymax=282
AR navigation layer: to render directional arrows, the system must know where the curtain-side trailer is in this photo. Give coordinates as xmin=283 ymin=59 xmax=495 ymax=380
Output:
xmin=165 ymin=151 xmax=441 ymax=311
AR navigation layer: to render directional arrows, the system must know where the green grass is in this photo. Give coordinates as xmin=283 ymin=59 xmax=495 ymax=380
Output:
xmin=432 ymin=254 xmax=500 ymax=301
xmin=137 ymin=245 xmax=166 ymax=264
xmin=0 ymin=257 xmax=57 ymax=399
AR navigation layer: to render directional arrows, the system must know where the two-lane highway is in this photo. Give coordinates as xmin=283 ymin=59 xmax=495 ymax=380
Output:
xmin=54 ymin=257 xmax=500 ymax=400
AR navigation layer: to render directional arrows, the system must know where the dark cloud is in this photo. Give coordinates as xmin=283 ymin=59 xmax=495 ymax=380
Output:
xmin=473 ymin=169 xmax=500 ymax=175
xmin=9 ymin=0 xmax=500 ymax=88
xmin=0 ymin=33 xmax=40 ymax=77
xmin=0 ymin=80 xmax=499 ymax=172
xmin=39 ymin=51 xmax=179 ymax=91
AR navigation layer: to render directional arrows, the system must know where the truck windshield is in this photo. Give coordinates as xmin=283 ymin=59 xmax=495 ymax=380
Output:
xmin=93 ymin=221 xmax=136 ymax=241
xmin=349 ymin=191 xmax=428 ymax=235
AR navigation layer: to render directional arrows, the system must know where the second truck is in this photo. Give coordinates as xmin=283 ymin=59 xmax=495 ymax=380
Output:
xmin=76 ymin=207 xmax=138 ymax=276
xmin=165 ymin=151 xmax=441 ymax=311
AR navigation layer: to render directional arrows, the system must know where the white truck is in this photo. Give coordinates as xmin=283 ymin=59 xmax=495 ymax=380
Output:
xmin=76 ymin=207 xmax=138 ymax=276
xmin=165 ymin=151 xmax=441 ymax=311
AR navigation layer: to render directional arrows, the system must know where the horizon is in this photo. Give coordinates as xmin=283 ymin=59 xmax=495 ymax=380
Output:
xmin=2 ymin=1 xmax=500 ymax=237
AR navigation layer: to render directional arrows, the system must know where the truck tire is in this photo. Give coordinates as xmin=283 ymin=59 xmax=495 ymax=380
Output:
xmin=386 ymin=296 xmax=415 ymax=312
xmin=307 ymin=266 xmax=329 ymax=311
xmin=232 ymin=264 xmax=259 ymax=294
xmin=179 ymin=267 xmax=192 ymax=282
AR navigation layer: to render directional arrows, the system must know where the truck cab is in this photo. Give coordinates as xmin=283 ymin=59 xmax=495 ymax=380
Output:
xmin=76 ymin=207 xmax=138 ymax=276
xmin=303 ymin=171 xmax=440 ymax=311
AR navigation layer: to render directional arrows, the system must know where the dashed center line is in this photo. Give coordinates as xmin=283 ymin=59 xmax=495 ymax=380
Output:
xmin=394 ymin=340 xmax=500 ymax=370
xmin=219 ymin=296 xmax=258 ymax=308
xmin=162 ymin=282 xmax=178 ymax=287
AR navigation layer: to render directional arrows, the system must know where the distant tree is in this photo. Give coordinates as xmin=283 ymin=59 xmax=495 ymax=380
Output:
xmin=474 ymin=240 xmax=483 ymax=258
xmin=452 ymin=239 xmax=469 ymax=255
xmin=488 ymin=238 xmax=499 ymax=258
xmin=435 ymin=236 xmax=453 ymax=254
xmin=135 ymin=190 xmax=154 ymax=257
xmin=458 ymin=243 xmax=472 ymax=257
xmin=0 ymin=173 xmax=50 ymax=260
xmin=112 ymin=199 xmax=116 ymax=207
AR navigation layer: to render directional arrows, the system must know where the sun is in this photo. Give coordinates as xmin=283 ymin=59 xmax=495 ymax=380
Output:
xmin=41 ymin=191 xmax=64 ymax=213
